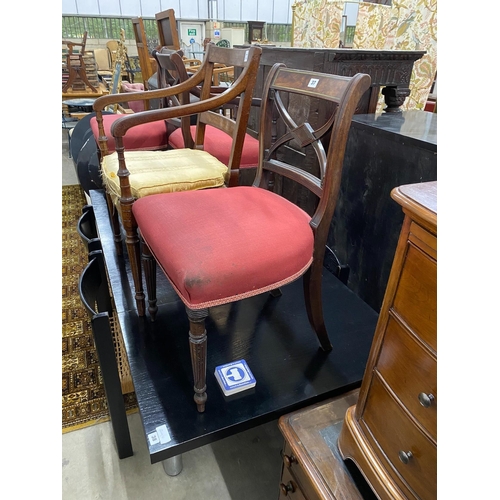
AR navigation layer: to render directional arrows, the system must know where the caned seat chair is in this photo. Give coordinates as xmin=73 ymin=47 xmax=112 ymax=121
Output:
xmin=97 ymin=44 xmax=263 ymax=317
xmin=132 ymin=64 xmax=372 ymax=412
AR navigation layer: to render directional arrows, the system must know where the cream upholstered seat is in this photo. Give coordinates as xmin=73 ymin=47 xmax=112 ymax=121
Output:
xmin=93 ymin=44 xmax=263 ymax=316
xmin=101 ymin=149 xmax=228 ymax=204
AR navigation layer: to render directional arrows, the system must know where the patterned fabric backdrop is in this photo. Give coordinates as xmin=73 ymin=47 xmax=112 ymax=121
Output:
xmin=292 ymin=0 xmax=344 ymax=49
xmin=292 ymin=0 xmax=437 ymax=111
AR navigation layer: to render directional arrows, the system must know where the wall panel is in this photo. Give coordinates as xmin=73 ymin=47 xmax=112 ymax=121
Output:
xmin=220 ymin=0 xmax=241 ymax=21
xmin=273 ymin=0 xmax=292 ymax=23
xmin=258 ymin=2 xmax=273 ymax=24
xmin=241 ymin=2 xmax=258 ymax=22
xmin=158 ymin=0 xmax=181 ymax=16
xmin=64 ymin=0 xmax=293 ymax=23
xmin=140 ymin=0 xmax=162 ymax=17
xmin=62 ymin=0 xmax=78 ymax=15
xmin=75 ymin=0 xmax=100 ymax=15
xmin=99 ymin=0 xmax=122 ymax=16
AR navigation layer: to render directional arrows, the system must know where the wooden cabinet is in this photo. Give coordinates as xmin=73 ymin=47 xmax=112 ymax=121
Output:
xmin=278 ymin=390 xmax=378 ymax=500
xmin=338 ymin=181 xmax=437 ymax=499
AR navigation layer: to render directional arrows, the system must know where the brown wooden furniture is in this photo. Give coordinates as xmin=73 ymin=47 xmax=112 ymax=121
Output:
xmin=106 ymin=39 xmax=130 ymax=82
xmin=62 ymin=83 xmax=108 ymax=101
xmin=233 ymin=46 xmax=425 ymax=219
xmin=93 ymin=44 xmax=263 ymax=317
xmin=248 ymin=21 xmax=265 ymax=42
xmin=155 ymin=46 xmax=259 ymax=187
xmin=338 ymin=181 xmax=437 ymax=499
xmin=236 ymin=46 xmax=425 ymax=123
xmin=278 ymin=389 xmax=378 ymax=499
xmin=62 ymin=31 xmax=98 ymax=93
xmin=131 ymin=16 xmax=155 ymax=88
xmin=156 ymin=8 xmax=180 ymax=50
xmin=182 ymin=60 xmax=235 ymax=86
xmin=131 ymin=65 xmax=371 ymax=413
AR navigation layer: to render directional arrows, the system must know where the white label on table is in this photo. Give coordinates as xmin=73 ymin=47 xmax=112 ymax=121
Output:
xmin=308 ymin=78 xmax=320 ymax=88
xmin=148 ymin=432 xmax=159 ymax=445
xmin=156 ymin=424 xmax=172 ymax=444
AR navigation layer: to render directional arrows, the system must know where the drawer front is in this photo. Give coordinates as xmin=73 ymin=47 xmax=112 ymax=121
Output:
xmin=282 ymin=442 xmax=319 ymax=500
xmin=377 ymin=316 xmax=437 ymax=441
xmin=280 ymin=465 xmax=308 ymax=500
xmin=392 ymin=241 xmax=436 ymax=352
xmin=361 ymin=374 xmax=436 ymax=500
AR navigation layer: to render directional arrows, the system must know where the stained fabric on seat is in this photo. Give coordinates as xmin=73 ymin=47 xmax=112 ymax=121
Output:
xmin=133 ymin=186 xmax=314 ymax=309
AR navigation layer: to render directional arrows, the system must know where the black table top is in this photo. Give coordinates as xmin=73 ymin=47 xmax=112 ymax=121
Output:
xmin=90 ymin=189 xmax=379 ymax=464
xmin=352 ymin=110 xmax=437 ymax=151
xmin=62 ymin=98 xmax=98 ymax=106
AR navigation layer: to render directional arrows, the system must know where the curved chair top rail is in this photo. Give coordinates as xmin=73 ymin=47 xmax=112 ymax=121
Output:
xmin=254 ymin=64 xmax=371 ymax=234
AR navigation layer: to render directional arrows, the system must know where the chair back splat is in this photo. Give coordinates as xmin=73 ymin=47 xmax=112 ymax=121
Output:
xmin=152 ymin=47 xmax=194 ymax=146
xmin=132 ymin=63 xmax=371 ymax=412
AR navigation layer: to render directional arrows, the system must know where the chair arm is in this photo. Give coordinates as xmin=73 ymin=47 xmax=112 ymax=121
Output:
xmin=92 ymin=68 xmax=208 ymax=113
xmin=110 ymin=82 xmax=249 ymax=139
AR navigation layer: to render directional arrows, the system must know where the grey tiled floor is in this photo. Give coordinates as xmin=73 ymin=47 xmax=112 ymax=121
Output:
xmin=62 ymin=130 xmax=283 ymax=499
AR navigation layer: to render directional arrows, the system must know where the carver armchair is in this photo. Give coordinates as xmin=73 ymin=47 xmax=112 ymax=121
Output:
xmin=97 ymin=44 xmax=262 ymax=317
xmin=132 ymin=64 xmax=372 ymax=413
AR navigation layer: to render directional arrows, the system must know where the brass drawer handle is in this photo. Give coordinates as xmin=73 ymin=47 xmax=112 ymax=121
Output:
xmin=283 ymin=454 xmax=297 ymax=468
xmin=280 ymin=481 xmax=296 ymax=496
xmin=398 ymin=450 xmax=413 ymax=464
xmin=418 ymin=392 xmax=435 ymax=408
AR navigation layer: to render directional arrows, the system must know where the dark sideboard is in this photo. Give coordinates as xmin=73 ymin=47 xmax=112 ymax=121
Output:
xmin=235 ymin=46 xmax=426 ymax=121
xmin=329 ymin=110 xmax=437 ymax=312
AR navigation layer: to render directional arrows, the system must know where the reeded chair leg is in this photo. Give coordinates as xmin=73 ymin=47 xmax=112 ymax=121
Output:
xmin=303 ymin=260 xmax=333 ymax=352
xmin=105 ymin=192 xmax=123 ymax=256
xmin=120 ymin=201 xmax=146 ymax=316
xmin=142 ymin=239 xmax=158 ymax=321
xmin=186 ymin=307 xmax=209 ymax=413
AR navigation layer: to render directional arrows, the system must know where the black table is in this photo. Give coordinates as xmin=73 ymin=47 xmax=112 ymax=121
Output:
xmin=62 ymin=97 xmax=98 ymax=114
xmin=89 ymin=189 xmax=379 ymax=467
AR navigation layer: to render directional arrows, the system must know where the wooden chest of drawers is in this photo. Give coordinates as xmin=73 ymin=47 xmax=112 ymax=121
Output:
xmin=338 ymin=181 xmax=437 ymax=499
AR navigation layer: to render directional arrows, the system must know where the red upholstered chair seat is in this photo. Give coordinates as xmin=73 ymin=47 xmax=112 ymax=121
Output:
xmin=132 ymin=186 xmax=314 ymax=309
xmin=90 ymin=114 xmax=168 ymax=153
xmin=168 ymin=125 xmax=260 ymax=168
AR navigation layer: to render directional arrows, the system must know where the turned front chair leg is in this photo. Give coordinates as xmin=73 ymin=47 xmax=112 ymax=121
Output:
xmin=186 ymin=307 xmax=208 ymax=412
xmin=303 ymin=262 xmax=332 ymax=352
xmin=141 ymin=238 xmax=158 ymax=321
xmin=120 ymin=202 xmax=146 ymax=316
xmin=105 ymin=192 xmax=123 ymax=256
